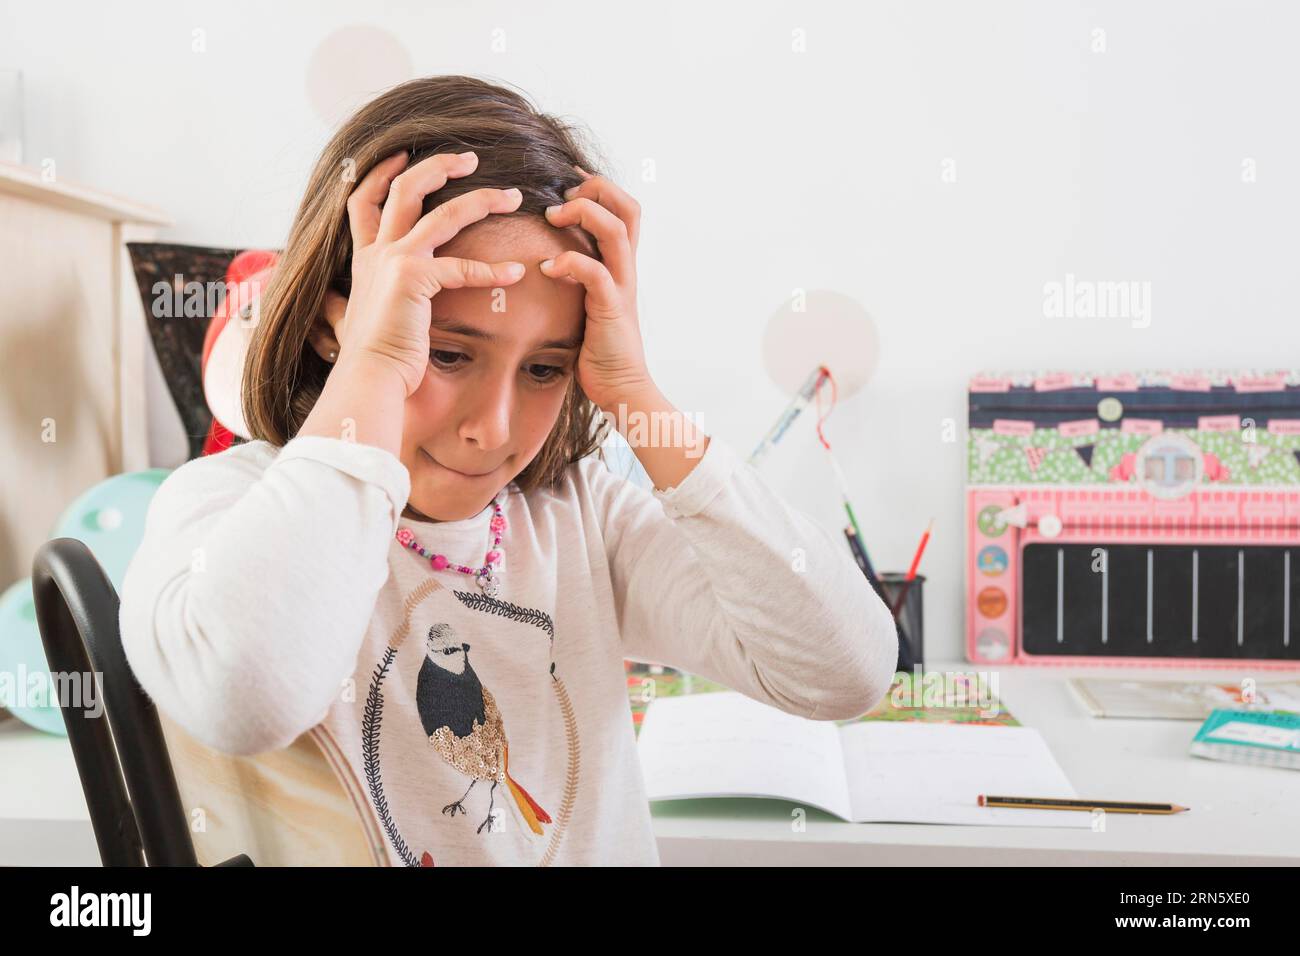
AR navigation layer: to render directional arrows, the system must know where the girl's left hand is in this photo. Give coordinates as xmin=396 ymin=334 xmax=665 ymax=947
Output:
xmin=540 ymin=167 xmax=652 ymax=412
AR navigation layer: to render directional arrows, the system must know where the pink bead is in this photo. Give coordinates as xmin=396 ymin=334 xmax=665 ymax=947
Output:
xmin=431 ymin=554 xmax=448 ymax=570
xmin=396 ymin=529 xmax=414 ymax=546
xmin=491 ymin=516 xmax=506 ymax=533
xmin=486 ymin=550 xmax=501 ymax=564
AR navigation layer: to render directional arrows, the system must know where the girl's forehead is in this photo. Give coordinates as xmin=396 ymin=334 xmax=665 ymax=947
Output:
xmin=428 ymin=222 xmax=588 ymax=345
xmin=433 ymin=215 xmax=596 ymax=261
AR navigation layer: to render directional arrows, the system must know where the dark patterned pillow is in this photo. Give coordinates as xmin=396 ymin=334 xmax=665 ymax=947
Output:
xmin=126 ymin=242 xmax=278 ymax=461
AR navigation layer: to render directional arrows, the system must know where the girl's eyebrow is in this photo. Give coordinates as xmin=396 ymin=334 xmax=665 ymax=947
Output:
xmin=430 ymin=315 xmax=582 ymax=351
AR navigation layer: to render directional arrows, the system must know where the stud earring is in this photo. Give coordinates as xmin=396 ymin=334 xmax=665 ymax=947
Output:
xmin=327 ymin=350 xmax=337 ymax=362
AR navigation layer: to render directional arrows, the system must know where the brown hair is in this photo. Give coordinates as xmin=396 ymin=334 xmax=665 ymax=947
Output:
xmin=242 ymin=75 xmax=615 ymax=493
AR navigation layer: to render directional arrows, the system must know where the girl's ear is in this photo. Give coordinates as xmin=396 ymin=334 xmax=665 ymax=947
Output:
xmin=306 ymin=319 xmax=340 ymax=363
xmin=306 ymin=289 xmax=348 ymax=362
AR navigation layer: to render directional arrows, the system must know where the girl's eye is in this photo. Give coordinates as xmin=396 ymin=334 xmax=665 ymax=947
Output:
xmin=430 ymin=350 xmax=465 ymax=368
xmin=429 ymin=351 xmax=568 ymax=385
xmin=525 ymin=364 xmax=567 ymax=384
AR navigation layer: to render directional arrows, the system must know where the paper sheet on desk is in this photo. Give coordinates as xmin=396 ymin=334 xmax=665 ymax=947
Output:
xmin=839 ymin=722 xmax=1089 ymax=828
xmin=638 ymin=692 xmax=1090 ymax=828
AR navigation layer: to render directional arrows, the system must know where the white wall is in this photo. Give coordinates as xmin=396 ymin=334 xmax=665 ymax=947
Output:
xmin=5 ymin=0 xmax=1297 ymax=661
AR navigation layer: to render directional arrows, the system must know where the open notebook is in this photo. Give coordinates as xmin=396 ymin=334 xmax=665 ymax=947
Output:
xmin=638 ymin=692 xmax=1090 ymax=828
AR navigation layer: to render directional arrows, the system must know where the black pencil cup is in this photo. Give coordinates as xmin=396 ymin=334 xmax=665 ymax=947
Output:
xmin=876 ymin=573 xmax=924 ymax=669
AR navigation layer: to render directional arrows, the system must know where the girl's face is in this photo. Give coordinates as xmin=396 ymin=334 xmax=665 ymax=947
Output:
xmin=400 ymin=217 xmax=591 ymax=522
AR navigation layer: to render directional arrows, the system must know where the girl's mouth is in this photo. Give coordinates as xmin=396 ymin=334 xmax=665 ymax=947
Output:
xmin=421 ymin=448 xmax=496 ymax=479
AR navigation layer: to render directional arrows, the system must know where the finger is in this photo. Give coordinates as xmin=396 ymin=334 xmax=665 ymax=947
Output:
xmin=543 ymin=198 xmax=634 ymax=286
xmin=346 ymin=150 xmax=410 ymax=250
xmin=375 ymin=150 xmax=479 ymax=245
xmin=401 ymin=186 xmax=524 ymax=253
xmin=428 ymin=257 xmax=527 ymax=292
xmin=563 ymin=173 xmax=640 ymax=253
xmin=539 ymin=252 xmax=621 ymax=319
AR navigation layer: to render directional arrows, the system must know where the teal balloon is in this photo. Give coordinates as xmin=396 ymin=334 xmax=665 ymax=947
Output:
xmin=51 ymin=468 xmax=170 ymax=591
xmin=0 ymin=578 xmax=67 ymax=735
xmin=0 ymin=467 xmax=170 ymax=736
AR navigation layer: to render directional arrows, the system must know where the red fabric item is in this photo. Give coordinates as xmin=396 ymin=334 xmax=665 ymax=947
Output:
xmin=202 ymin=417 xmax=237 ymax=456
xmin=201 ymin=249 xmax=279 ymax=375
xmin=200 ymin=249 xmax=280 ymax=456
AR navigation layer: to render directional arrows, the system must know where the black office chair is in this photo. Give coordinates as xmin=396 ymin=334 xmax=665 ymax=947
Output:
xmin=31 ymin=536 xmax=250 ymax=867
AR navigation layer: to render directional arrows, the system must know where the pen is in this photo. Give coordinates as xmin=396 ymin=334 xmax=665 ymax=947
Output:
xmin=890 ymin=518 xmax=933 ymax=619
xmin=978 ymin=795 xmax=1189 ymax=814
xmin=844 ymin=526 xmax=912 ymax=661
xmin=843 ymin=525 xmax=883 ymax=598
xmin=748 ymin=366 xmax=830 ymax=467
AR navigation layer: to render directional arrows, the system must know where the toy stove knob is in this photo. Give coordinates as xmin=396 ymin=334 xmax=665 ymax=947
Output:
xmin=1037 ymin=513 xmax=1063 ymax=538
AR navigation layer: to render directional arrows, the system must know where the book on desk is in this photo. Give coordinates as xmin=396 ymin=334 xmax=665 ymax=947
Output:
xmin=636 ymin=691 xmax=1092 ymax=828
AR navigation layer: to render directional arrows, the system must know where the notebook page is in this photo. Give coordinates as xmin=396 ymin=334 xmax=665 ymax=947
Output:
xmin=637 ymin=692 xmax=853 ymax=820
xmin=839 ymin=723 xmax=1092 ymax=828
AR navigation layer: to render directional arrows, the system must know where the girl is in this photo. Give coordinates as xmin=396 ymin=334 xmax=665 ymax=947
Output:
xmin=119 ymin=75 xmax=898 ymax=866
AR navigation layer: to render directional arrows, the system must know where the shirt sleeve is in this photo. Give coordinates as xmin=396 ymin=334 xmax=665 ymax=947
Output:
xmin=118 ymin=436 xmax=410 ymax=755
xmin=586 ymin=435 xmax=899 ymax=721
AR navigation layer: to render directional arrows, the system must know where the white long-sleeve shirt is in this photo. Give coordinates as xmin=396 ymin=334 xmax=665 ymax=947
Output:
xmin=119 ymin=431 xmax=898 ymax=866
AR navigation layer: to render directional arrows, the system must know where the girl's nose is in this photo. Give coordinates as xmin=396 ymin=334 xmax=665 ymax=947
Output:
xmin=458 ymin=378 xmax=514 ymax=451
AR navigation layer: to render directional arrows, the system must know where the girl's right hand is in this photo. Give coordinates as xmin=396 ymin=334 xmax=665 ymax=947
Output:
xmin=331 ymin=149 xmax=526 ymax=397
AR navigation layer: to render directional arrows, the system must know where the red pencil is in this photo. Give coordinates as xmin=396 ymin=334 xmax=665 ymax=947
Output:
xmin=890 ymin=519 xmax=933 ymax=618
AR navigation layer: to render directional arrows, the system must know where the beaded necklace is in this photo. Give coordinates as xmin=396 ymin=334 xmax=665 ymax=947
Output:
xmin=395 ymin=491 xmax=507 ymax=597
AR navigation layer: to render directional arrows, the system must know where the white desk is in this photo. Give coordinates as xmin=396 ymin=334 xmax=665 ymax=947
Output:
xmin=3 ymin=661 xmax=1296 ymax=866
xmin=649 ymin=660 xmax=1300 ymax=866
xmin=0 ymin=716 xmax=99 ymax=865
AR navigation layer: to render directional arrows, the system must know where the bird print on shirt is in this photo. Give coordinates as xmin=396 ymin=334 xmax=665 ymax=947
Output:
xmin=416 ymin=622 xmax=553 ymax=836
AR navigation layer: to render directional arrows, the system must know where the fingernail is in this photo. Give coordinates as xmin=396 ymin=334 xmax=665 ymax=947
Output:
xmin=505 ymin=262 xmax=525 ymax=277
xmin=540 ymin=259 xmax=554 ymax=271
xmin=459 ymin=150 xmax=477 ymax=159
xmin=545 ymin=204 xmax=562 ymax=218
xmin=563 ymin=186 xmax=580 ymax=199
xmin=504 ymin=187 xmax=522 ymax=200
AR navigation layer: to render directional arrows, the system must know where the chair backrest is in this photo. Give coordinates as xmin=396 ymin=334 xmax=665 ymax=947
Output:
xmin=33 ymin=537 xmax=196 ymax=865
xmin=32 ymin=537 xmax=387 ymax=866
